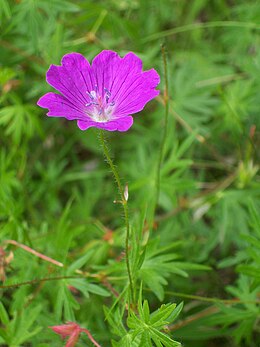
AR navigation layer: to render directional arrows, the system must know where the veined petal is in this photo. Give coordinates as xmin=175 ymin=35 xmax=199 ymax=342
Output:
xmin=108 ymin=52 xmax=144 ymax=100
xmin=91 ymin=51 xmax=144 ymax=99
xmin=37 ymin=92 xmax=86 ymax=120
xmin=114 ymin=68 xmax=160 ymax=116
xmin=46 ymin=53 xmax=94 ymax=107
xmin=38 ymin=50 xmax=160 ymax=132
xmin=91 ymin=50 xmax=120 ymax=98
xmin=77 ymin=116 xmax=133 ymax=132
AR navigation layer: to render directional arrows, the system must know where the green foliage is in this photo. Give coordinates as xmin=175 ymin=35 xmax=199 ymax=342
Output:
xmin=0 ymin=0 xmax=260 ymax=346
xmin=0 ymin=302 xmax=42 ymax=347
xmin=138 ymin=239 xmax=210 ymax=300
xmin=125 ymin=300 xmax=182 ymax=347
xmin=0 ymin=99 xmax=40 ymax=144
xmin=106 ymin=289 xmax=182 ymax=347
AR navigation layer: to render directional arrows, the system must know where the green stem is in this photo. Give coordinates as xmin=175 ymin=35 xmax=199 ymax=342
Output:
xmin=143 ymin=21 xmax=260 ymax=42
xmin=98 ymin=129 xmax=134 ymax=304
xmin=155 ymin=45 xmax=169 ymax=216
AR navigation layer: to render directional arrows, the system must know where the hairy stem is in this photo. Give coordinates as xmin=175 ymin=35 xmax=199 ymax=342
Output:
xmin=154 ymin=45 xmax=169 ymax=218
xmin=98 ymin=129 xmax=134 ymax=304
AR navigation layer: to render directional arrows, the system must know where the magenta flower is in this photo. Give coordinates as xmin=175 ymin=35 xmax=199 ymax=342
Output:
xmin=37 ymin=50 xmax=160 ymax=132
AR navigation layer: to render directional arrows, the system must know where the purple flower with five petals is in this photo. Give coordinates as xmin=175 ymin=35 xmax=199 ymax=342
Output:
xmin=37 ymin=50 xmax=160 ymax=132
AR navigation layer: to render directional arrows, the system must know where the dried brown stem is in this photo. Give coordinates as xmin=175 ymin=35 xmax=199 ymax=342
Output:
xmin=4 ymin=240 xmax=64 ymax=267
xmin=167 ymin=306 xmax=219 ymax=331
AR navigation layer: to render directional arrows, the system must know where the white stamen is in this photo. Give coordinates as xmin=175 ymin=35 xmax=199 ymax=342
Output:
xmin=85 ymin=87 xmax=115 ymax=123
xmin=90 ymin=91 xmax=96 ymax=98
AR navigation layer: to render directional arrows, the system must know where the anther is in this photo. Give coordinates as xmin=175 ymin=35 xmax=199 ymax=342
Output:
xmin=104 ymin=88 xmax=111 ymax=96
xmin=86 ymin=91 xmax=94 ymax=99
xmin=104 ymin=88 xmax=111 ymax=103
xmin=90 ymin=91 xmax=96 ymax=98
xmin=86 ymin=101 xmax=99 ymax=107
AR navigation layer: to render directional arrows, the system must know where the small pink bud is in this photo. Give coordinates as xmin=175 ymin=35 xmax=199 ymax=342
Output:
xmin=49 ymin=322 xmax=102 ymax=347
xmin=64 ymin=330 xmax=80 ymax=347
xmin=50 ymin=322 xmax=81 ymax=346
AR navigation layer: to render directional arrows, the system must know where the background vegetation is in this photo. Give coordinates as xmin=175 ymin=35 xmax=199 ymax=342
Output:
xmin=0 ymin=0 xmax=260 ymax=346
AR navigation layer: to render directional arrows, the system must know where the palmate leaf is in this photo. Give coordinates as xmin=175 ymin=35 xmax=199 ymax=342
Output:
xmin=212 ymin=190 xmax=260 ymax=248
xmin=68 ymin=278 xmax=110 ymax=298
xmin=104 ymin=306 xmax=127 ymax=338
xmin=218 ymin=80 xmax=255 ymax=135
xmin=11 ymin=0 xmax=79 ymax=52
xmin=171 ymin=61 xmax=218 ymax=135
xmin=125 ymin=296 xmax=182 ymax=347
xmin=0 ymin=102 xmax=40 ymax=144
xmin=236 ymin=201 xmax=260 ymax=283
xmin=107 ymin=286 xmax=182 ymax=346
xmin=216 ymin=202 xmax=260 ymax=345
xmin=173 ymin=276 xmax=259 ymax=343
xmin=112 ymin=334 xmax=141 ymax=347
xmin=0 ymin=305 xmax=42 ymax=346
xmin=54 ymin=281 xmax=78 ymax=321
xmin=139 ymin=239 xmax=209 ymax=300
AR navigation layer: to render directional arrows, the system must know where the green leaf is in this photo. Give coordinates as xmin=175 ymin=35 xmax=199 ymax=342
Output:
xmin=67 ymin=249 xmax=95 ymax=274
xmin=0 ymin=301 xmax=9 ymax=325
xmin=0 ymin=0 xmax=11 ymax=20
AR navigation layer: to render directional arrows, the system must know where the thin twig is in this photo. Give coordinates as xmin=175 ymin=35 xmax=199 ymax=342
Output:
xmin=143 ymin=21 xmax=260 ymax=42
xmin=0 ymin=276 xmax=81 ymax=289
xmin=0 ymin=40 xmax=44 ymax=64
xmin=162 ymin=289 xmax=260 ymax=305
xmin=4 ymin=240 xmax=64 ymax=267
xmin=154 ymin=45 xmax=169 ymax=222
xmin=167 ymin=306 xmax=219 ymax=331
xmin=156 ymin=95 xmax=205 ymax=143
xmin=3 ymin=239 xmax=121 ymax=298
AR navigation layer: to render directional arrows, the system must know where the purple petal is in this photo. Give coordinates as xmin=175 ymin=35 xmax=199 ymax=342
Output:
xmin=77 ymin=116 xmax=133 ymax=132
xmin=114 ymin=68 xmax=160 ymax=116
xmin=91 ymin=51 xmax=143 ymax=100
xmin=46 ymin=53 xmax=94 ymax=107
xmin=91 ymin=50 xmax=120 ymax=98
xmin=38 ymin=50 xmax=160 ymax=132
xmin=92 ymin=51 xmax=160 ymax=117
xmin=37 ymin=92 xmax=86 ymax=120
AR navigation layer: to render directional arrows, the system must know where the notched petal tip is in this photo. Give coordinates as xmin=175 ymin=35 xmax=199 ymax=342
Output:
xmin=60 ymin=52 xmax=91 ymax=71
xmin=116 ymin=116 xmax=133 ymax=132
xmin=122 ymin=51 xmax=143 ymax=72
xmin=153 ymin=69 xmax=161 ymax=86
xmin=37 ymin=92 xmax=86 ymax=120
xmin=37 ymin=92 xmax=52 ymax=108
xmin=91 ymin=50 xmax=120 ymax=66
xmin=145 ymin=68 xmax=161 ymax=88
xmin=61 ymin=52 xmax=86 ymax=63
xmin=77 ymin=120 xmax=92 ymax=131
xmin=38 ymin=49 xmax=160 ymax=132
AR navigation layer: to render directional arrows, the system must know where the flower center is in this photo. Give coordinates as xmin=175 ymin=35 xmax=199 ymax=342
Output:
xmin=85 ymin=87 xmax=115 ymax=122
